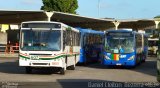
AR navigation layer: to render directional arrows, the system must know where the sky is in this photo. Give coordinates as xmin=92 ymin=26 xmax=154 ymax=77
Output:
xmin=0 ymin=0 xmax=160 ymax=19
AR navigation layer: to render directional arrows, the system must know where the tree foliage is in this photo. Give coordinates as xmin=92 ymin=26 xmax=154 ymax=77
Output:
xmin=41 ymin=0 xmax=78 ymax=14
xmin=154 ymin=15 xmax=160 ymax=18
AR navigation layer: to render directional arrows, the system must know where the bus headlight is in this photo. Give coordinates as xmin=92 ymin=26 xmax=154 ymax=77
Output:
xmin=128 ymin=55 xmax=135 ymax=61
xmin=105 ymin=55 xmax=111 ymax=60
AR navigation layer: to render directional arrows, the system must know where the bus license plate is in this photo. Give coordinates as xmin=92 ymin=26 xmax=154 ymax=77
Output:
xmin=116 ymin=63 xmax=122 ymax=65
xmin=30 ymin=55 xmax=39 ymax=60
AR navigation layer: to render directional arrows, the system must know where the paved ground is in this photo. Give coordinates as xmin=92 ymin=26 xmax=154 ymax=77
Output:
xmin=0 ymin=56 xmax=158 ymax=88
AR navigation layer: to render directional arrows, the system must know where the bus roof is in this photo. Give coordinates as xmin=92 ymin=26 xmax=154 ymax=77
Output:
xmin=105 ymin=29 xmax=149 ymax=37
xmin=21 ymin=21 xmax=79 ymax=32
xmin=77 ymin=28 xmax=104 ymax=35
xmin=105 ymin=29 xmax=134 ymax=33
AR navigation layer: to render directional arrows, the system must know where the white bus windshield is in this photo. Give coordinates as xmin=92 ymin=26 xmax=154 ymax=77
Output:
xmin=105 ymin=36 xmax=134 ymax=53
xmin=21 ymin=30 xmax=61 ymax=51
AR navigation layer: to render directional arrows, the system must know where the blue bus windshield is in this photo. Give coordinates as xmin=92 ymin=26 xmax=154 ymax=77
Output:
xmin=21 ymin=30 xmax=61 ymax=51
xmin=105 ymin=36 xmax=134 ymax=53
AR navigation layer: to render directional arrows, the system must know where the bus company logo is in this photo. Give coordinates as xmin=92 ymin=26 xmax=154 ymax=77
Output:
xmin=120 ymin=55 xmax=126 ymax=58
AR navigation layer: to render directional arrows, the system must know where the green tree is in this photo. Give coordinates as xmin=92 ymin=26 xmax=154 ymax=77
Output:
xmin=41 ymin=0 xmax=78 ymax=14
xmin=155 ymin=15 xmax=160 ymax=18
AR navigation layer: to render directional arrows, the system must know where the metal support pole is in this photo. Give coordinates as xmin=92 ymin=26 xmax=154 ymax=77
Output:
xmin=155 ymin=21 xmax=160 ymax=29
xmin=45 ymin=12 xmax=54 ymax=21
xmin=113 ymin=21 xmax=120 ymax=30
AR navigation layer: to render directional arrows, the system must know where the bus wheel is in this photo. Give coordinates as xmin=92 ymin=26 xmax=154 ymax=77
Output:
xmin=60 ymin=68 xmax=65 ymax=75
xmin=84 ymin=58 xmax=88 ymax=65
xmin=70 ymin=65 xmax=75 ymax=70
xmin=25 ymin=67 xmax=32 ymax=74
xmin=142 ymin=56 xmax=146 ymax=63
xmin=67 ymin=65 xmax=75 ymax=70
xmin=137 ymin=55 xmax=141 ymax=65
xmin=128 ymin=65 xmax=136 ymax=69
xmin=140 ymin=54 xmax=143 ymax=63
xmin=142 ymin=59 xmax=146 ymax=63
xmin=135 ymin=56 xmax=139 ymax=66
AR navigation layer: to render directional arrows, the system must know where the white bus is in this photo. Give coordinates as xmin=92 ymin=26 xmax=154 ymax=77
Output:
xmin=148 ymin=38 xmax=158 ymax=56
xmin=19 ymin=21 xmax=80 ymax=74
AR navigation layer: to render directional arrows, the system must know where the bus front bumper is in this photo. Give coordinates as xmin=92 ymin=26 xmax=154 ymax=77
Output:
xmin=19 ymin=59 xmax=63 ymax=68
xmin=103 ymin=59 xmax=136 ymax=66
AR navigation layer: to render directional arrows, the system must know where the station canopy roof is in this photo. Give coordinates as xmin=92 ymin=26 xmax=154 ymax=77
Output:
xmin=0 ymin=10 xmax=157 ymax=30
xmin=117 ymin=19 xmax=156 ymax=30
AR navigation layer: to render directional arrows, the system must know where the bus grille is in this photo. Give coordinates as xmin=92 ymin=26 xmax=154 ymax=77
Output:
xmin=32 ymin=63 xmax=49 ymax=65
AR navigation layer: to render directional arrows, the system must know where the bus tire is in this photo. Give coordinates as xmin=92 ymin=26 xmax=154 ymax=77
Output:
xmin=142 ymin=59 xmax=146 ymax=63
xmin=142 ymin=56 xmax=146 ymax=63
xmin=129 ymin=65 xmax=136 ymax=69
xmin=140 ymin=54 xmax=143 ymax=63
xmin=136 ymin=55 xmax=141 ymax=65
xmin=135 ymin=56 xmax=138 ymax=65
xmin=135 ymin=55 xmax=140 ymax=66
xmin=84 ymin=57 xmax=88 ymax=65
xmin=60 ymin=68 xmax=65 ymax=75
xmin=25 ymin=67 xmax=32 ymax=74
xmin=70 ymin=65 xmax=75 ymax=70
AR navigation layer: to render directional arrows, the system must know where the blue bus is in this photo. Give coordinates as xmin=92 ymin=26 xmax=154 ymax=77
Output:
xmin=77 ymin=28 xmax=104 ymax=64
xmin=102 ymin=29 xmax=148 ymax=67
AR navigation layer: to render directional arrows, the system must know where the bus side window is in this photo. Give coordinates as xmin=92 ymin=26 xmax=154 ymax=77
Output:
xmin=66 ymin=30 xmax=69 ymax=46
xmin=136 ymin=35 xmax=142 ymax=48
xmin=144 ymin=37 xmax=148 ymax=47
xmin=63 ymin=30 xmax=66 ymax=50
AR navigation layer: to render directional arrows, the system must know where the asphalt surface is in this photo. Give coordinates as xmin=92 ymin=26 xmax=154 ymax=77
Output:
xmin=0 ymin=56 xmax=158 ymax=88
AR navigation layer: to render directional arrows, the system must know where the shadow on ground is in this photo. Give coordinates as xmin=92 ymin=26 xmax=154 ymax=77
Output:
xmin=0 ymin=57 xmax=157 ymax=77
xmin=78 ymin=57 xmax=157 ymax=77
